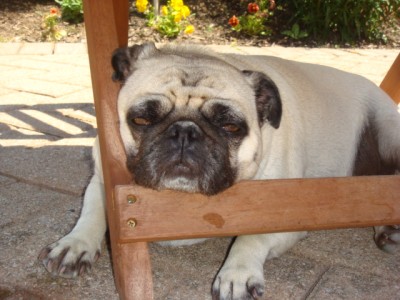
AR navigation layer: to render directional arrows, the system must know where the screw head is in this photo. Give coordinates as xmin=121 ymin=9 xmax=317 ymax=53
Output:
xmin=127 ymin=218 xmax=137 ymax=228
xmin=127 ymin=195 xmax=137 ymax=204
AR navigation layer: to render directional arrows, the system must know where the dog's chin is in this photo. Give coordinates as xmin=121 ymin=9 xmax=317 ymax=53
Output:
xmin=158 ymin=176 xmax=200 ymax=193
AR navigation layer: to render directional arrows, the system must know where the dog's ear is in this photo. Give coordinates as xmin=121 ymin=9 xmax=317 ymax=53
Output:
xmin=243 ymin=70 xmax=282 ymax=129
xmin=111 ymin=42 xmax=158 ymax=83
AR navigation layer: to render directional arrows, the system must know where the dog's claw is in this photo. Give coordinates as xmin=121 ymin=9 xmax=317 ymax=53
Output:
xmin=39 ymin=237 xmax=101 ymax=278
xmin=374 ymin=225 xmax=400 ymax=253
xmin=248 ymin=282 xmax=264 ymax=299
xmin=212 ymin=270 xmax=265 ymax=300
xmin=38 ymin=247 xmax=50 ymax=261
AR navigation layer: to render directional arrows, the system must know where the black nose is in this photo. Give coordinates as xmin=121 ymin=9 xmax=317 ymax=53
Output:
xmin=166 ymin=121 xmax=203 ymax=149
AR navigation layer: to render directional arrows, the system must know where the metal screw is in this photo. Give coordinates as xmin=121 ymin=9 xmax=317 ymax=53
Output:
xmin=127 ymin=218 xmax=137 ymax=228
xmin=127 ymin=194 xmax=137 ymax=204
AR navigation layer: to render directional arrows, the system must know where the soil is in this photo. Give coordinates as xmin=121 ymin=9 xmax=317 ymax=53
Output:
xmin=0 ymin=0 xmax=399 ymax=48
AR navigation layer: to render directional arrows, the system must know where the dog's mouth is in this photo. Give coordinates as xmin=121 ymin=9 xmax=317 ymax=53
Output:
xmin=168 ymin=153 xmax=201 ymax=173
xmin=158 ymin=162 xmax=201 ymax=193
xmin=160 ymin=157 xmax=201 ymax=184
xmin=169 ymin=162 xmax=193 ymax=176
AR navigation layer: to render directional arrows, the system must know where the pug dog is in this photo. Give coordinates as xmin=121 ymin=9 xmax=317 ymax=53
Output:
xmin=39 ymin=43 xmax=400 ymax=300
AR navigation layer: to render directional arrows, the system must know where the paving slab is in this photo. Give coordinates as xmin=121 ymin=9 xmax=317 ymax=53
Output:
xmin=0 ymin=110 xmax=90 ymax=138
xmin=0 ymin=126 xmax=59 ymax=148
xmin=0 ymin=56 xmax=83 ymax=72
xmin=29 ymin=54 xmax=91 ymax=67
xmin=0 ymin=175 xmax=16 ymax=186
xmin=53 ymin=88 xmax=95 ymax=105
xmin=29 ymin=65 xmax=92 ymax=87
xmin=53 ymin=42 xmax=88 ymax=55
xmin=18 ymin=43 xmax=55 ymax=55
xmin=0 ymin=86 xmax=14 ymax=97
xmin=308 ymin=266 xmax=400 ymax=300
xmin=0 ymin=89 xmax=95 ymax=108
xmin=0 ymin=68 xmax=48 ymax=84
xmin=0 ymin=43 xmax=23 ymax=55
xmin=292 ymin=228 xmax=400 ymax=279
xmin=0 ymin=143 xmax=93 ymax=195
xmin=1 ymin=78 xmax=86 ymax=98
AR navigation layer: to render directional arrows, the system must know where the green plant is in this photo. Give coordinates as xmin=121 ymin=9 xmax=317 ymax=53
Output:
xmin=282 ymin=23 xmax=308 ymax=40
xmin=228 ymin=1 xmax=276 ymax=36
xmin=41 ymin=7 xmax=66 ymax=41
xmin=280 ymin=0 xmax=400 ymax=43
xmin=55 ymin=0 xmax=83 ymax=24
xmin=135 ymin=0 xmax=195 ymax=38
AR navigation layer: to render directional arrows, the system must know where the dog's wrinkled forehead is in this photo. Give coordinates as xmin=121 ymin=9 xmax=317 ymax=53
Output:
xmin=117 ymin=47 xmax=256 ymax=116
xmin=130 ymin=62 xmax=226 ymax=105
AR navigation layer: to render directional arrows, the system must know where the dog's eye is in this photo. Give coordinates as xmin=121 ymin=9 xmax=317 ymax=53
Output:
xmin=132 ymin=117 xmax=151 ymax=126
xmin=222 ymin=123 xmax=240 ymax=133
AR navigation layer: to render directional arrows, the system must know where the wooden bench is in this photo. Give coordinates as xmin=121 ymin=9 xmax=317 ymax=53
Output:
xmin=82 ymin=0 xmax=400 ymax=298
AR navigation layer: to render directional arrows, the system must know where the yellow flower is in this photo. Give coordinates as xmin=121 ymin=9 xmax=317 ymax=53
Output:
xmin=170 ymin=0 xmax=183 ymax=10
xmin=54 ymin=29 xmax=67 ymax=41
xmin=136 ymin=4 xmax=147 ymax=13
xmin=180 ymin=5 xmax=190 ymax=19
xmin=174 ymin=12 xmax=182 ymax=23
xmin=136 ymin=0 xmax=148 ymax=6
xmin=136 ymin=0 xmax=148 ymax=13
xmin=161 ymin=5 xmax=168 ymax=16
xmin=184 ymin=25 xmax=195 ymax=34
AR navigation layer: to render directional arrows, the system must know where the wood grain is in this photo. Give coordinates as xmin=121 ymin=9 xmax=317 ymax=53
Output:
xmin=115 ymin=176 xmax=400 ymax=243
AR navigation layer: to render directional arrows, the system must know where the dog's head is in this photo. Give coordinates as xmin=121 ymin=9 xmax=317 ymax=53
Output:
xmin=112 ymin=43 xmax=281 ymax=195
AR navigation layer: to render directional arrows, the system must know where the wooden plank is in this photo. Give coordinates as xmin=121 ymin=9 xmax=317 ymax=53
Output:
xmin=83 ymin=0 xmax=153 ymax=299
xmin=113 ymin=243 xmax=154 ymax=300
xmin=83 ymin=0 xmax=132 ymax=187
xmin=115 ymin=175 xmax=400 ymax=243
xmin=380 ymin=53 xmax=400 ymax=104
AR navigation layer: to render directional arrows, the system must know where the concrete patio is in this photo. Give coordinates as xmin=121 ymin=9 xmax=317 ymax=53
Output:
xmin=0 ymin=42 xmax=399 ymax=299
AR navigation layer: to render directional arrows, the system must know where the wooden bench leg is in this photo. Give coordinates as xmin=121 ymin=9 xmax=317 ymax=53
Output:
xmin=115 ymin=242 xmax=154 ymax=299
xmin=83 ymin=0 xmax=154 ymax=299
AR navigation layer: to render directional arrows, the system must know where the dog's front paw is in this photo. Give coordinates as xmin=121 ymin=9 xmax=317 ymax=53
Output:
xmin=38 ymin=235 xmax=101 ymax=278
xmin=374 ymin=225 xmax=400 ymax=253
xmin=212 ymin=265 xmax=265 ymax=300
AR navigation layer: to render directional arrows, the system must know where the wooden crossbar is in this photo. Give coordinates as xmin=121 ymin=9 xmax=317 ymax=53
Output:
xmin=114 ymin=176 xmax=400 ymax=243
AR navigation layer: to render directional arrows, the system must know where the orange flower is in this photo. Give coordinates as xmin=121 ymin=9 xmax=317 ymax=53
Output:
xmin=247 ymin=3 xmax=259 ymax=14
xmin=229 ymin=15 xmax=239 ymax=27
xmin=50 ymin=7 xmax=59 ymax=15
